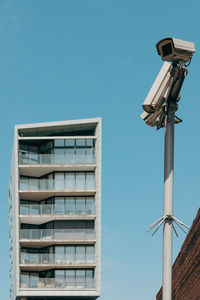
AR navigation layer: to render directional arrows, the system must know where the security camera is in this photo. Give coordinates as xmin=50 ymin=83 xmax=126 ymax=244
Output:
xmin=156 ymin=38 xmax=195 ymax=63
xmin=142 ymin=62 xmax=172 ymax=113
xmin=140 ymin=110 xmax=161 ymax=127
xmin=141 ymin=60 xmax=187 ymax=128
xmin=141 ymin=37 xmax=194 ymax=129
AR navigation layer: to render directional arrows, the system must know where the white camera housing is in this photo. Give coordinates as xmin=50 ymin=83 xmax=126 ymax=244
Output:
xmin=156 ymin=38 xmax=195 ymax=63
xmin=140 ymin=110 xmax=162 ymax=127
xmin=142 ymin=62 xmax=172 ymax=113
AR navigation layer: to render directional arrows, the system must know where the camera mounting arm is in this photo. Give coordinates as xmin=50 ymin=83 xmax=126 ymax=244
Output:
xmin=167 ymin=62 xmax=188 ymax=107
xmin=155 ymin=62 xmax=188 ymax=130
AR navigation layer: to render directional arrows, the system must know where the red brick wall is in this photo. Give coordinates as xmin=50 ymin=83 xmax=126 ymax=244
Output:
xmin=156 ymin=208 xmax=200 ymax=300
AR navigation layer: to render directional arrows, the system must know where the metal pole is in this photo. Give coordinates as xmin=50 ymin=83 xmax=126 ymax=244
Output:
xmin=162 ymin=110 xmax=174 ymax=300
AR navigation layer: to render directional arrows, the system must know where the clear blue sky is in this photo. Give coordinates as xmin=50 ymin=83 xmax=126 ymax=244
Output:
xmin=0 ymin=0 xmax=200 ymax=299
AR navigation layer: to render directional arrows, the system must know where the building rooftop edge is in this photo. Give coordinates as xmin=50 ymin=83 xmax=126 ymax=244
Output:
xmin=15 ymin=117 xmax=102 ymax=130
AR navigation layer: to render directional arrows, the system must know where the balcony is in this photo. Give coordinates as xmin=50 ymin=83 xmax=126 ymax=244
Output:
xmin=19 ymin=177 xmax=96 ymax=200
xmin=20 ymin=204 xmax=95 ymax=216
xmin=20 ymin=203 xmax=96 ymax=224
xmin=20 ymin=277 xmax=95 ymax=289
xmin=20 ymin=177 xmax=95 ymax=191
xmin=19 ymin=153 xmax=95 ymax=165
xmin=20 ymin=229 xmax=95 ymax=241
xmin=20 ymin=253 xmax=95 ymax=265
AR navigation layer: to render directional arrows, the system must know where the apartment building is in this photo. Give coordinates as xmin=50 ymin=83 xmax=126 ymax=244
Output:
xmin=9 ymin=118 xmax=101 ymax=300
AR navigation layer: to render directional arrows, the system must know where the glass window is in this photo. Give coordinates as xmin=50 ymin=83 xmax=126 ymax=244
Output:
xmin=41 ymin=173 xmax=52 ymax=190
xmin=65 ymin=173 xmax=75 ymax=190
xmin=55 ymin=270 xmax=65 ymax=287
xmin=66 ymin=270 xmax=75 ymax=287
xmin=86 ymin=270 xmax=94 ymax=288
xmin=43 ymin=270 xmax=53 ymax=278
xmin=29 ymin=145 xmax=38 ymax=154
xmin=30 ymin=204 xmax=40 ymax=215
xmin=46 ymin=198 xmax=53 ymax=205
xmin=55 ymin=246 xmax=65 ymax=264
xmin=86 ymin=221 xmax=94 ymax=229
xmin=54 ymin=148 xmax=65 ymax=164
xmin=41 ymin=152 xmax=51 ymax=164
xmin=54 ymin=197 xmax=65 ymax=215
xmin=86 ymin=139 xmax=94 ymax=163
xmin=42 ymin=203 xmax=52 ymax=215
xmin=21 ymin=272 xmax=29 ymax=288
xmin=30 ymin=253 xmax=39 ymax=264
xmin=46 ymin=141 xmax=53 ymax=152
xmin=85 ymin=147 xmax=94 ymax=163
xmin=65 ymin=246 xmax=75 ymax=263
xmin=30 ymin=273 xmax=39 ymax=288
xmin=21 ymin=252 xmax=29 ymax=264
xmin=76 ymin=139 xmax=85 ymax=147
xmin=65 ymin=198 xmax=75 ymax=214
xmin=20 ymin=204 xmax=29 ymax=215
xmin=20 ymin=178 xmax=29 ymax=190
xmin=31 ymin=228 xmax=41 ymax=239
xmin=76 ymin=148 xmax=85 ymax=164
xmin=85 ymin=221 xmax=94 ymax=237
xmin=86 ymin=269 xmax=93 ymax=278
xmin=54 ymin=139 xmax=64 ymax=147
xmin=29 ymin=146 xmax=39 ymax=164
xmin=30 ymin=178 xmax=39 ymax=190
xmin=86 ymin=139 xmax=93 ymax=147
xmin=19 ymin=144 xmax=29 ymax=164
xmin=86 ymin=173 xmax=95 ymax=190
xmin=40 ymin=143 xmax=46 ymax=154
xmin=75 ymin=139 xmax=85 ymax=164
xmin=86 ymin=198 xmax=95 ymax=214
xmin=76 ymin=173 xmax=85 ymax=190
xmin=65 ymin=139 xmax=75 ymax=147
xmin=20 ymin=144 xmax=29 ymax=152
xmin=76 ymin=270 xmax=85 ymax=287
xmin=19 ymin=152 xmax=29 ymax=164
xmin=54 ymin=173 xmax=64 ymax=190
xmin=65 ymin=148 xmax=75 ymax=164
xmin=65 ymin=140 xmax=75 ymax=164
xmin=76 ymin=198 xmax=85 ymax=214
xmin=76 ymin=246 xmax=85 ymax=263
xmin=86 ymin=246 xmax=95 ymax=263
xmin=55 ymin=269 xmax=65 ymax=278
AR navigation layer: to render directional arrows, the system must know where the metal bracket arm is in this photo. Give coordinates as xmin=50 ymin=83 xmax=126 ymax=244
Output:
xmin=147 ymin=215 xmax=189 ymax=237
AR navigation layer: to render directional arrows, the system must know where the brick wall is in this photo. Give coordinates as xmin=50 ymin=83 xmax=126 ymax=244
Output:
xmin=156 ymin=208 xmax=200 ymax=300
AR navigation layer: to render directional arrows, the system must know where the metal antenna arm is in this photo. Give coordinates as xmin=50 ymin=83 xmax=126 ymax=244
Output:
xmin=172 ymin=224 xmax=178 ymax=237
xmin=147 ymin=217 xmax=164 ymax=232
xmin=173 ymin=219 xmax=187 ymax=234
xmin=147 ymin=214 xmax=189 ymax=236
xmin=173 ymin=216 xmax=189 ymax=229
xmin=152 ymin=219 xmax=165 ymax=236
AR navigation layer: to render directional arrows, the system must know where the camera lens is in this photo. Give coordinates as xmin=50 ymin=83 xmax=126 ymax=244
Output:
xmin=162 ymin=43 xmax=172 ymax=57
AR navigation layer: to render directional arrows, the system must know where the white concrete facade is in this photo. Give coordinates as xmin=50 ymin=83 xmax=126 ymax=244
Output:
xmin=9 ymin=118 xmax=101 ymax=300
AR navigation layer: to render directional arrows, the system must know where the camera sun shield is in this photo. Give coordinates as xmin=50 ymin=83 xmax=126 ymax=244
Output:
xmin=156 ymin=38 xmax=195 ymax=63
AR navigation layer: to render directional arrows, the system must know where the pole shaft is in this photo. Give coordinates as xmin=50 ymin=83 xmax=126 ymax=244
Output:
xmin=162 ymin=112 xmax=174 ymax=300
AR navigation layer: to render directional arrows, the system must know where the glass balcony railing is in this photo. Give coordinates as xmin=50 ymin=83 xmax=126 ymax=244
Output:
xmin=20 ymin=277 xmax=95 ymax=289
xmin=19 ymin=153 xmax=95 ymax=165
xmin=20 ymin=229 xmax=95 ymax=240
xmin=20 ymin=178 xmax=95 ymax=191
xmin=21 ymin=253 xmax=95 ymax=265
xmin=20 ymin=204 xmax=95 ymax=215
